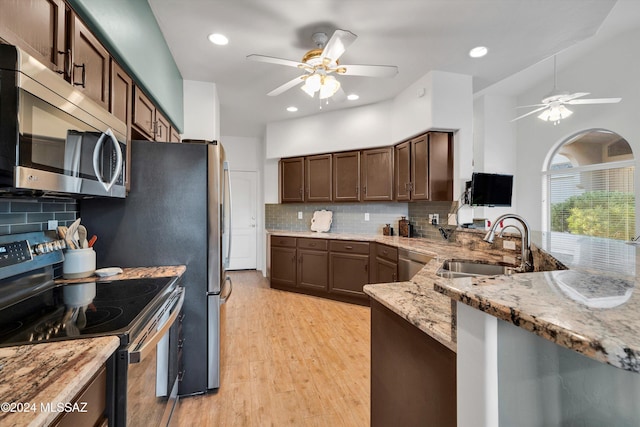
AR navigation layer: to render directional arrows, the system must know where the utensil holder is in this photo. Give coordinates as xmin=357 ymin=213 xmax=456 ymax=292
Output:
xmin=63 ymin=248 xmax=96 ymax=279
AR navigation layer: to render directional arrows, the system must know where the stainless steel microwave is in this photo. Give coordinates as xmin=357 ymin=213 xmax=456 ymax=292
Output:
xmin=0 ymin=44 xmax=126 ymax=198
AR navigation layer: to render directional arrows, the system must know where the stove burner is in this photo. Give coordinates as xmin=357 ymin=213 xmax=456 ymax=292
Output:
xmin=83 ymin=306 xmax=124 ymax=331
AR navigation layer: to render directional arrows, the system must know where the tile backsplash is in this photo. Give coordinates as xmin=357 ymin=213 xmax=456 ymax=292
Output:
xmin=266 ymin=203 xmax=408 ymax=235
xmin=265 ymin=200 xmax=460 ymax=239
xmin=0 ymin=198 xmax=78 ymax=235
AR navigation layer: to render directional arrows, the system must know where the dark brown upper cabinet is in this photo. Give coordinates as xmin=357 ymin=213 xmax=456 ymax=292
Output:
xmin=280 ymin=157 xmax=305 ymax=202
xmin=394 ymin=141 xmax=411 ymax=201
xmin=0 ymin=0 xmax=68 ymax=77
xmin=333 ymin=151 xmax=361 ymax=202
xmin=361 ymin=147 xmax=394 ymax=201
xmin=110 ymin=60 xmax=132 ymax=190
xmin=70 ymin=14 xmax=110 ymax=109
xmin=305 ymin=154 xmax=332 ymax=202
xmin=394 ymin=132 xmax=454 ymax=201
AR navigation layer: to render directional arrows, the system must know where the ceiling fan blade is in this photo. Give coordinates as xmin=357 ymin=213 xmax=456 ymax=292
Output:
xmin=516 ymin=103 xmax=547 ymax=109
xmin=337 ymin=64 xmax=398 ymax=78
xmin=247 ymin=54 xmax=304 ymax=68
xmin=562 ymin=92 xmax=590 ymax=101
xmin=567 ymin=97 xmax=622 ymax=105
xmin=267 ymin=75 xmax=306 ymax=96
xmin=511 ymin=106 xmax=549 ymax=122
xmin=321 ymin=29 xmax=357 ymax=62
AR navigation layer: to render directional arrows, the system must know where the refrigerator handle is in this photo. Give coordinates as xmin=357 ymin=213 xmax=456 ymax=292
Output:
xmin=220 ymin=276 xmax=233 ymax=304
xmin=223 ymin=161 xmax=232 ymax=269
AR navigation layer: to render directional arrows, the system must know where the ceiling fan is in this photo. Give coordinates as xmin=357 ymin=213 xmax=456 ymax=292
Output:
xmin=512 ymin=55 xmax=621 ymax=124
xmin=247 ymin=29 xmax=398 ymax=100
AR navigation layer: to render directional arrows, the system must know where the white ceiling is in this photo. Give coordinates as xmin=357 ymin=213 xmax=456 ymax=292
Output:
xmin=148 ymin=0 xmax=619 ymax=138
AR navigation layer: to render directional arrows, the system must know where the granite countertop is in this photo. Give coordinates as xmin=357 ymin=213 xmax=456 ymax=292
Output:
xmin=269 ymin=230 xmax=640 ymax=372
xmin=0 ymin=336 xmax=120 ymax=427
xmin=0 ymin=266 xmax=187 ymax=427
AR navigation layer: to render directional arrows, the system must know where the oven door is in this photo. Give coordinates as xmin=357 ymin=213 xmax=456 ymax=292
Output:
xmin=15 ymin=89 xmax=126 ymax=197
xmin=117 ymin=287 xmax=185 ymax=427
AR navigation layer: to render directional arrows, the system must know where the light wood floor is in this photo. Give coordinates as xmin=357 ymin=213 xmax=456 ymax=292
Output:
xmin=173 ymin=271 xmax=371 ymax=426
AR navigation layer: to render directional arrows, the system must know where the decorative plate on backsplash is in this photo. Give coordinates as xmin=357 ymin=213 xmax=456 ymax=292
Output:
xmin=310 ymin=210 xmax=333 ymax=232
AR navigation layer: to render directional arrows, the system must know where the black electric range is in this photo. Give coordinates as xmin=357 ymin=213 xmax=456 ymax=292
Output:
xmin=0 ymin=277 xmax=179 ymax=347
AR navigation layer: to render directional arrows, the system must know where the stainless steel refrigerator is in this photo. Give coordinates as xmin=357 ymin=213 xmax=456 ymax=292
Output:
xmin=80 ymin=139 xmax=232 ymax=395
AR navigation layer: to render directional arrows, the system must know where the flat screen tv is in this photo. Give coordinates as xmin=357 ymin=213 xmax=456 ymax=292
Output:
xmin=470 ymin=172 xmax=513 ymax=206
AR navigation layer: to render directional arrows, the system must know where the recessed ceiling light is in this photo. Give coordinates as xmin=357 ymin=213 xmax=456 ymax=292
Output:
xmin=347 ymin=94 xmax=359 ymax=101
xmin=208 ymin=33 xmax=229 ymax=46
xmin=469 ymin=46 xmax=488 ymax=58
xmin=286 ymin=106 xmax=298 ymax=112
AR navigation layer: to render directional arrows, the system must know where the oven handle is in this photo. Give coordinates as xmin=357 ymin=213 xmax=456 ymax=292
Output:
xmin=128 ymin=288 xmax=185 ymax=364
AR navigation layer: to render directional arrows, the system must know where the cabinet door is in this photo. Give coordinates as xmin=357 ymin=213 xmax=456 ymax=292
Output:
xmin=170 ymin=127 xmax=181 ymax=143
xmin=297 ymin=249 xmax=328 ymax=291
xmin=411 ymin=134 xmax=429 ymax=200
xmin=394 ymin=141 xmax=411 ymax=201
xmin=280 ymin=157 xmax=305 ymax=203
xmin=155 ymin=111 xmax=170 ymax=142
xmin=305 ymin=154 xmax=332 ymax=202
xmin=270 ymin=246 xmax=297 ymax=288
xmin=71 ymin=14 xmax=110 ymax=109
xmin=329 ymin=252 xmax=370 ymax=298
xmin=333 ymin=151 xmax=360 ymax=202
xmin=133 ymin=86 xmax=156 ymax=140
xmin=110 ymin=60 xmax=132 ymax=190
xmin=373 ymin=257 xmax=398 ymax=284
xmin=0 ymin=0 xmax=67 ymax=76
xmin=428 ymin=132 xmax=454 ymax=201
xmin=361 ymin=147 xmax=394 ymax=201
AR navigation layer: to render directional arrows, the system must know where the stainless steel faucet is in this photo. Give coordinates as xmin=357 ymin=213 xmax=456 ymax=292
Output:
xmin=483 ymin=214 xmax=533 ymax=272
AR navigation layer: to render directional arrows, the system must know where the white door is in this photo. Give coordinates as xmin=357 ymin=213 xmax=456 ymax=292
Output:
xmin=228 ymin=171 xmax=257 ymax=270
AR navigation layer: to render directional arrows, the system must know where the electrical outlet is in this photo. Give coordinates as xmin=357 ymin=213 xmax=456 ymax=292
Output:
xmin=47 ymin=220 xmax=58 ymax=230
xmin=429 ymin=213 xmax=439 ymax=225
xmin=297 ymin=211 xmax=303 ymax=220
xmin=503 ymin=240 xmax=517 ymax=250
xmin=364 ymin=213 xmax=370 ymax=221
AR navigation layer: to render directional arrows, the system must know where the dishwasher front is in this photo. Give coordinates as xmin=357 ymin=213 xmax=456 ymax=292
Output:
xmin=398 ymin=248 xmax=433 ymax=281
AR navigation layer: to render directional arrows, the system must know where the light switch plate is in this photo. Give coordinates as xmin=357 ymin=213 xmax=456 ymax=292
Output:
xmin=297 ymin=211 xmax=303 ymax=220
xmin=364 ymin=213 xmax=370 ymax=221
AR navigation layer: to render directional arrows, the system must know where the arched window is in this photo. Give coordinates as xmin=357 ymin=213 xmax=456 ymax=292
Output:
xmin=544 ymin=129 xmax=635 ymax=241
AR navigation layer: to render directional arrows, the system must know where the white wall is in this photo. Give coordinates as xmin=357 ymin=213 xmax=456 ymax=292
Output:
xmin=265 ymin=100 xmax=393 ymax=159
xmin=182 ymin=80 xmax=219 ymax=141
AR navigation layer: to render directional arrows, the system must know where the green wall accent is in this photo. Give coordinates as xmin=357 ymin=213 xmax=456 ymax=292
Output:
xmin=68 ymin=0 xmax=184 ymax=132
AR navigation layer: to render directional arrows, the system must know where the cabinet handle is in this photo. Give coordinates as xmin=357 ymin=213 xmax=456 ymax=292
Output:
xmin=156 ymin=121 xmax=163 ymax=139
xmin=356 ymin=186 xmax=359 ymax=195
xmin=291 ymin=254 xmax=296 ymax=262
xmin=309 ymin=242 xmax=316 ymax=247
xmin=392 ymin=273 xmax=397 ymax=281
xmin=363 ymin=185 xmax=367 ymax=195
xmin=382 ymin=250 xmax=388 ymax=255
xmin=56 ymin=49 xmax=71 ymax=78
xmin=73 ymin=62 xmax=86 ymax=88
xmin=299 ymin=188 xmax=303 ymax=197
xmin=364 ymin=263 xmax=368 ymax=272
xmin=345 ymin=245 xmax=353 ymax=250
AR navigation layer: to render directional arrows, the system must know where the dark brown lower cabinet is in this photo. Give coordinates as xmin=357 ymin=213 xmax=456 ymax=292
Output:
xmin=371 ymin=243 xmax=398 ymax=283
xmin=371 ymin=300 xmax=456 ymax=427
xmin=54 ymin=364 xmax=108 ymax=427
xmin=329 ymin=240 xmax=370 ymax=302
xmin=270 ymin=237 xmax=329 ymax=293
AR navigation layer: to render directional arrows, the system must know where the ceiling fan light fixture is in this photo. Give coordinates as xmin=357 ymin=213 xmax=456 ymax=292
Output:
xmin=301 ymin=74 xmax=322 ymax=97
xmin=538 ymin=104 xmax=573 ymax=124
xmin=319 ymin=76 xmax=340 ymax=99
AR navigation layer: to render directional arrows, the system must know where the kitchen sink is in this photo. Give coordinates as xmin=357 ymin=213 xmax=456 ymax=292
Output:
xmin=436 ymin=259 xmax=516 ymax=279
